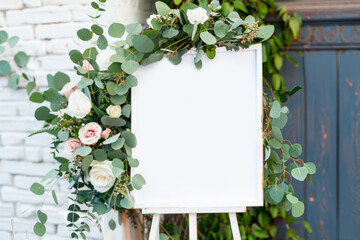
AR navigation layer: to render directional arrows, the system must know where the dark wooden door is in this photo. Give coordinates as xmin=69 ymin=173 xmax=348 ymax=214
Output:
xmin=280 ymin=2 xmax=360 ymax=239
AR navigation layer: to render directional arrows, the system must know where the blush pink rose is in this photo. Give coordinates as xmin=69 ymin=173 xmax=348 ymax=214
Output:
xmin=64 ymin=138 xmax=82 ymax=155
xmin=59 ymin=82 xmax=78 ymax=100
xmin=78 ymin=122 xmax=102 ymax=145
xmin=82 ymin=60 xmax=95 ymax=71
xmin=101 ymin=128 xmax=111 ymax=139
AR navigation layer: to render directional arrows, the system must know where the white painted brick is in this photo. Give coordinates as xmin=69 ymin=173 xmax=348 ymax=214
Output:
xmin=0 ymin=217 xmax=56 ymax=233
xmin=24 ymin=147 xmax=43 ymax=162
xmin=38 ymin=54 xmax=74 ymax=70
xmin=0 ymin=231 xmax=11 ymax=239
xmin=1 ymin=132 xmax=27 ymax=146
xmin=6 ymin=6 xmax=72 ymax=26
xmin=0 ymin=89 xmax=29 ymax=101
xmin=0 ymin=0 xmax=23 ymax=10
xmin=25 ymin=133 xmax=52 ymax=147
xmin=0 ymin=202 xmax=14 ymax=217
xmin=0 ymin=172 xmax=12 ymax=185
xmin=0 ymin=117 xmax=43 ymax=132
xmin=14 ymin=40 xmax=47 ymax=56
xmin=24 ymin=0 xmax=42 ymax=8
xmin=16 ymin=233 xmax=70 ymax=240
xmin=42 ymin=0 xmax=89 ymax=5
xmin=16 ymin=203 xmax=67 ymax=224
xmin=47 ymin=38 xmax=82 ymax=54
xmin=42 ymin=148 xmax=54 ymax=162
xmin=0 ymin=12 xmax=5 ymax=27
xmin=0 ymin=146 xmax=25 ymax=160
xmin=1 ymin=186 xmax=67 ymax=205
xmin=0 ymin=103 xmax=17 ymax=116
xmin=0 ymin=160 xmax=56 ymax=176
xmin=14 ymin=176 xmax=41 ymax=189
xmin=16 ymin=101 xmax=41 ymax=116
xmin=35 ymin=22 xmax=90 ymax=39
xmin=2 ymin=25 xmax=35 ymax=40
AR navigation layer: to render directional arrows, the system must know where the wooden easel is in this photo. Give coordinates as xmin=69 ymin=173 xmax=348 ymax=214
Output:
xmin=144 ymin=207 xmax=247 ymax=240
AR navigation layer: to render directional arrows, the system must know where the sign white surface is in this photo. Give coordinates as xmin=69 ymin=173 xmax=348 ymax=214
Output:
xmin=131 ymin=44 xmax=263 ymax=209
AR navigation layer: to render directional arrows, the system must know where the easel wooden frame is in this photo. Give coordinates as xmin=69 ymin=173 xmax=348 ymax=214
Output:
xmin=144 ymin=207 xmax=246 ymax=240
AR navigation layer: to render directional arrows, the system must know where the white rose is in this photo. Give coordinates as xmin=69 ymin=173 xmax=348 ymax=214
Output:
xmin=97 ymin=48 xmax=115 ymax=70
xmin=89 ymin=160 xmax=116 ymax=193
xmin=78 ymin=122 xmax=102 ymax=145
xmin=106 ymin=105 xmax=122 ymax=118
xmin=64 ymin=90 xmax=92 ymax=119
xmin=187 ymin=7 xmax=209 ymax=25
xmin=146 ymin=14 xmax=160 ymax=28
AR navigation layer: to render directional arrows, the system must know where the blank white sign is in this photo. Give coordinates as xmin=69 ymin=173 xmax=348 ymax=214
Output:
xmin=131 ymin=44 xmax=263 ymax=210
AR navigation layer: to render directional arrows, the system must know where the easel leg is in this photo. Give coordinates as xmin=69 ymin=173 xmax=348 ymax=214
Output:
xmin=189 ymin=213 xmax=197 ymax=240
xmin=229 ymin=212 xmax=241 ymax=240
xmin=149 ymin=214 xmax=160 ymax=240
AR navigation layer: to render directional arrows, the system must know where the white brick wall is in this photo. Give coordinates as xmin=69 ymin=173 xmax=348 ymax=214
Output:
xmin=0 ymin=0 xmax=155 ymax=239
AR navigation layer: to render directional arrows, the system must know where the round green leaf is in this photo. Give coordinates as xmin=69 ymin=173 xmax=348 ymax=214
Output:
xmin=91 ymin=24 xmax=103 ymax=35
xmin=9 ymin=74 xmax=19 ymax=89
xmin=304 ymin=162 xmax=316 ymax=175
xmin=108 ymin=23 xmax=126 ymax=38
xmin=0 ymin=30 xmax=8 ymax=43
xmin=272 ymin=113 xmax=288 ymax=129
xmin=82 ymin=155 xmax=93 ymax=173
xmin=292 ymin=201 xmax=305 ymax=217
xmin=77 ymin=28 xmax=93 ymax=41
xmin=109 ymin=219 xmax=116 ymax=230
xmin=97 ymin=35 xmax=108 ymax=50
xmin=269 ymin=185 xmax=284 ymax=203
xmin=122 ymin=60 xmax=139 ymax=74
xmin=93 ymin=149 xmax=107 ymax=161
xmin=33 ymin=222 xmax=46 ymax=237
xmin=128 ymin=157 xmax=139 ymax=168
xmin=270 ymin=101 xmax=281 ymax=118
xmin=37 ymin=210 xmax=47 ymax=224
xmin=289 ymin=144 xmax=302 ymax=157
xmin=114 ymin=84 xmax=129 ymax=95
xmin=101 ymin=116 xmax=126 ymax=127
xmin=286 ymin=194 xmax=299 ymax=204
xmin=120 ymin=195 xmax=134 ymax=209
xmin=53 ymin=72 xmax=70 ymax=90
xmin=132 ymin=35 xmax=154 ymax=53
xmin=30 ymin=92 xmax=45 ymax=103
xmin=121 ymin=131 xmax=137 ymax=148
xmin=162 ymin=28 xmax=179 ymax=39
xmin=200 ymin=31 xmax=217 ymax=45
xmin=103 ymin=133 xmax=120 ymax=145
xmin=35 ymin=106 xmax=54 ymax=121
xmin=8 ymin=36 xmax=19 ymax=48
xmin=30 ymin=183 xmax=45 ymax=195
xmin=132 ymin=174 xmax=146 ymax=190
xmin=155 ymin=1 xmax=171 ymax=16
xmin=73 ymin=146 xmax=92 ymax=157
xmin=291 ymin=167 xmax=308 ymax=181
xmin=0 ymin=60 xmax=11 ymax=76
xmin=126 ymin=23 xmax=142 ymax=35
xmin=214 ymin=21 xmax=230 ymax=38
xmin=258 ymin=25 xmax=275 ymax=42
xmin=122 ymin=104 xmax=131 ymax=118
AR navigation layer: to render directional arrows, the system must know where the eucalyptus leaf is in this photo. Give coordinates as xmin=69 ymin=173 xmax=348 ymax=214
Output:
xmin=0 ymin=61 xmax=11 ymax=76
xmin=73 ymin=146 xmax=92 ymax=157
xmin=132 ymin=174 xmax=146 ymax=190
xmin=200 ymin=31 xmax=217 ymax=45
xmin=291 ymin=167 xmax=308 ymax=181
xmin=108 ymin=23 xmax=125 ymax=38
xmin=122 ymin=60 xmax=139 ymax=74
xmin=14 ymin=51 xmax=29 ymax=67
xmin=30 ymin=183 xmax=45 ymax=195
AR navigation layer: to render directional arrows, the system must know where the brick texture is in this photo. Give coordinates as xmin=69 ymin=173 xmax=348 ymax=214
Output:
xmin=0 ymin=0 xmax=155 ymax=238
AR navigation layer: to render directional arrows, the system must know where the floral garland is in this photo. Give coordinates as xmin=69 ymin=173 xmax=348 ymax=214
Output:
xmin=25 ymin=0 xmax=276 ymax=238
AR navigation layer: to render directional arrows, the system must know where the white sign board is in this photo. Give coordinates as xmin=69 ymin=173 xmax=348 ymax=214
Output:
xmin=131 ymin=44 xmax=263 ymax=211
